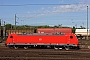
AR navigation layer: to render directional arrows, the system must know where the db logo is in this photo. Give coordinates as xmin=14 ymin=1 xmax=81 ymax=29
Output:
xmin=39 ymin=38 xmax=42 ymax=41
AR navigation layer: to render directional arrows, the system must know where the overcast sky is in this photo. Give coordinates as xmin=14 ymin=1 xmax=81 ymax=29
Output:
xmin=0 ymin=0 xmax=90 ymax=28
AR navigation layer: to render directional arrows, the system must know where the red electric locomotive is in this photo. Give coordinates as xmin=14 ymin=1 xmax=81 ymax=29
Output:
xmin=5 ymin=33 xmax=79 ymax=50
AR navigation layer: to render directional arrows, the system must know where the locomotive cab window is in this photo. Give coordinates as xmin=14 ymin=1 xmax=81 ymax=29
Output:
xmin=70 ymin=36 xmax=73 ymax=39
xmin=10 ymin=36 xmax=13 ymax=38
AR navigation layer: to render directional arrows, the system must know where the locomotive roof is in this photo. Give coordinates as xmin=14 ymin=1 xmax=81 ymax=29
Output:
xmin=18 ymin=33 xmax=65 ymax=36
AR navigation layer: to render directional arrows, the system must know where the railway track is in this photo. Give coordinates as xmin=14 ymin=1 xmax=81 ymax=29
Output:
xmin=0 ymin=48 xmax=90 ymax=60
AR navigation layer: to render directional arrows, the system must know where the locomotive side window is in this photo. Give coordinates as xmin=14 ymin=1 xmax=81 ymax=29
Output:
xmin=70 ymin=36 xmax=73 ymax=39
xmin=10 ymin=36 xmax=13 ymax=38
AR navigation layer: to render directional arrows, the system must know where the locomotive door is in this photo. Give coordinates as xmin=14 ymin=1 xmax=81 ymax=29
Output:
xmin=9 ymin=35 xmax=14 ymax=44
xmin=67 ymin=35 xmax=73 ymax=44
xmin=11 ymin=35 xmax=17 ymax=44
xmin=67 ymin=35 xmax=70 ymax=44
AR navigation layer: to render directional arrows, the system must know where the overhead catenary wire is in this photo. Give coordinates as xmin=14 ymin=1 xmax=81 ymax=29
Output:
xmin=0 ymin=3 xmax=89 ymax=6
xmin=0 ymin=4 xmax=75 ymax=6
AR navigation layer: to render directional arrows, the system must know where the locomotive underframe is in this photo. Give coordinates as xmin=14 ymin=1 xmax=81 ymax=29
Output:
xmin=7 ymin=43 xmax=79 ymax=50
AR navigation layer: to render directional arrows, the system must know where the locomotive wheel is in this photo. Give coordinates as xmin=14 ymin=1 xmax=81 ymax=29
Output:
xmin=54 ymin=47 xmax=58 ymax=50
xmin=24 ymin=47 xmax=28 ymax=49
xmin=9 ymin=46 xmax=13 ymax=49
xmin=59 ymin=48 xmax=62 ymax=50
xmin=14 ymin=46 xmax=18 ymax=49
xmin=65 ymin=47 xmax=69 ymax=50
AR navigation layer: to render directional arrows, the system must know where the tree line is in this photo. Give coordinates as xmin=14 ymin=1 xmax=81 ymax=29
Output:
xmin=1 ymin=24 xmax=85 ymax=34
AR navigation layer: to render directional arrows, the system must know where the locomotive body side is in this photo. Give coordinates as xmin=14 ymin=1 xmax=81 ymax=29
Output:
xmin=6 ymin=33 xmax=79 ymax=49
